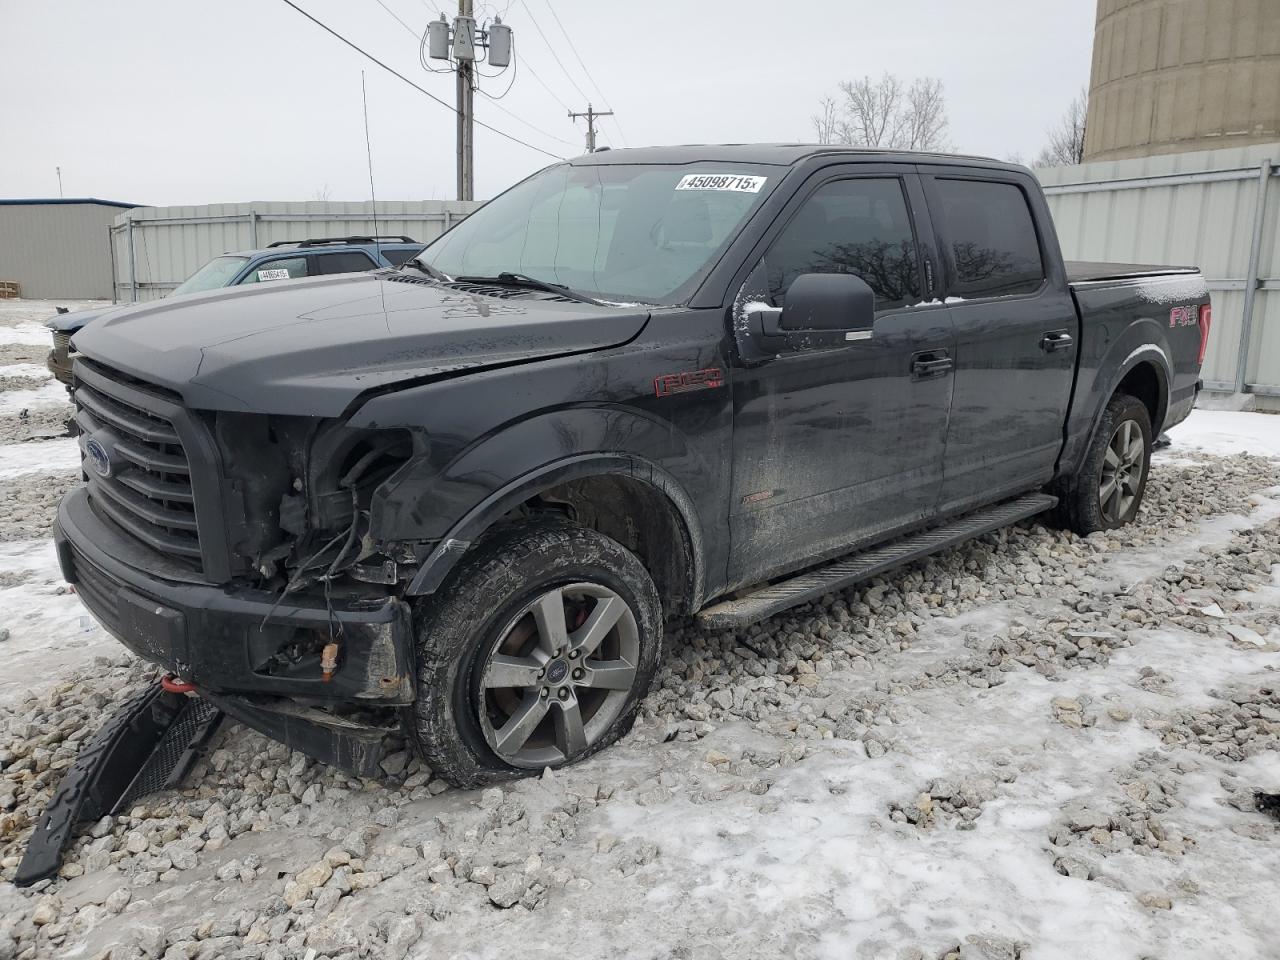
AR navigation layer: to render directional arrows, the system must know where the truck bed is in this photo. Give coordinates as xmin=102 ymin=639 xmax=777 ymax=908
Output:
xmin=1065 ymin=261 xmax=1199 ymax=284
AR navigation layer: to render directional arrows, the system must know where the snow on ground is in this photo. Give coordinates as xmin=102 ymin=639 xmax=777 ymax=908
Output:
xmin=1167 ymin=409 xmax=1280 ymax=458
xmin=0 ymin=438 xmax=80 ymax=481
xmin=0 ymin=540 xmax=113 ymax=708
xmin=1 ymin=309 xmax=1279 ymax=960
xmin=0 ymin=365 xmax=51 ymax=381
xmin=0 ymin=381 xmax=71 ymax=417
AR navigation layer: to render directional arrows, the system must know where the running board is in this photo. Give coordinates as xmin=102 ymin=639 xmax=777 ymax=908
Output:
xmin=697 ymin=493 xmax=1058 ymax=630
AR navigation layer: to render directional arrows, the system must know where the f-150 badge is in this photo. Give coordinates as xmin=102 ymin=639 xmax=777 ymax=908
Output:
xmin=654 ymin=367 xmax=724 ymax=398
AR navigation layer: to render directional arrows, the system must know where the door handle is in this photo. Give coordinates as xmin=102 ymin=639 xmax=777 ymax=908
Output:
xmin=911 ymin=354 xmax=953 ymax=379
xmin=1040 ymin=331 xmax=1074 ymax=353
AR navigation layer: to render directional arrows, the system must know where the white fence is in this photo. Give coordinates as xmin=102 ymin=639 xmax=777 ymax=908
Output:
xmin=1037 ymin=144 xmax=1280 ymax=395
xmin=110 ymin=200 xmax=481 ymax=303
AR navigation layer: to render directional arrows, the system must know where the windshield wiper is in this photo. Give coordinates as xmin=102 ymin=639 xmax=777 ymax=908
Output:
xmin=399 ymin=259 xmax=452 ymax=282
xmin=455 ymin=272 xmax=603 ymax=306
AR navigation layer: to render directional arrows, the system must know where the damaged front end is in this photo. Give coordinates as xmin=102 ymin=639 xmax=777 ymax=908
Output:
xmin=213 ymin=412 xmax=426 ymax=705
xmin=56 ymin=365 xmax=436 ymax=779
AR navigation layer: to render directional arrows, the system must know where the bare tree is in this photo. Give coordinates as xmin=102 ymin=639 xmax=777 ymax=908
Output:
xmin=312 ymin=183 xmax=333 ymax=201
xmin=812 ymin=96 xmax=841 ymax=145
xmin=812 ymin=72 xmax=950 ymax=152
xmin=1035 ymin=89 xmax=1088 ymax=167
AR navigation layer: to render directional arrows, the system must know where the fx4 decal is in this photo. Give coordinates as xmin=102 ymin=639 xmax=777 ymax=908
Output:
xmin=1169 ymin=305 xmax=1199 ymax=328
xmin=654 ymin=367 xmax=724 ymax=398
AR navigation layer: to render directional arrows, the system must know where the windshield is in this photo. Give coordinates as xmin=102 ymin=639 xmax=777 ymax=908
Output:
xmin=417 ymin=162 xmax=777 ymax=304
xmin=172 ymin=255 xmax=249 ymax=296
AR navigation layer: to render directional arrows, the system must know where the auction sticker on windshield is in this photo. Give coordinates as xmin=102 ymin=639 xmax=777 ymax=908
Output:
xmin=675 ymin=174 xmax=767 ymax=193
xmin=257 ymin=269 xmax=292 ymax=281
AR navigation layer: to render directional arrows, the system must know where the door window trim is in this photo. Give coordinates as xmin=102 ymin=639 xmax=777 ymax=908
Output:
xmin=748 ymin=169 xmax=933 ymax=319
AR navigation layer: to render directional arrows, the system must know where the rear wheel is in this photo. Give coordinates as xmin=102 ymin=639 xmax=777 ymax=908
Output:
xmin=407 ymin=518 xmax=662 ymax=787
xmin=1054 ymin=392 xmax=1152 ymax=535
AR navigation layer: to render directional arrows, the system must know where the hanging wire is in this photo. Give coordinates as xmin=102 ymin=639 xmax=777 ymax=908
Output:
xmin=517 ymin=0 xmax=588 ymax=102
xmin=542 ymin=0 xmax=629 ymax=146
xmin=279 ymin=0 xmax=564 ymax=160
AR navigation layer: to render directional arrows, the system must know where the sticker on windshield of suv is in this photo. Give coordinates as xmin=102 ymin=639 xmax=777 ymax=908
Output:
xmin=257 ymin=268 xmax=292 ymax=281
xmin=675 ymin=174 xmax=767 ymax=193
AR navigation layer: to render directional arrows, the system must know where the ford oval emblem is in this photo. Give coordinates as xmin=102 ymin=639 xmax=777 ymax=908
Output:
xmin=85 ymin=437 xmax=112 ymax=478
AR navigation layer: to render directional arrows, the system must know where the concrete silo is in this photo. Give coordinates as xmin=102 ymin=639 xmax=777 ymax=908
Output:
xmin=1083 ymin=0 xmax=1280 ymax=161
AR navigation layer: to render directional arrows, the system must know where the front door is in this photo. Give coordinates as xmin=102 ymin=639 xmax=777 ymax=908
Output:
xmin=727 ymin=169 xmax=956 ymax=589
xmin=918 ymin=171 xmax=1078 ymax=515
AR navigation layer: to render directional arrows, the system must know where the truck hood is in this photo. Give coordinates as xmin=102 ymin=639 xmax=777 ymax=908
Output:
xmin=71 ymin=273 xmax=651 ymax=416
xmin=48 ymin=304 xmax=130 ymax=334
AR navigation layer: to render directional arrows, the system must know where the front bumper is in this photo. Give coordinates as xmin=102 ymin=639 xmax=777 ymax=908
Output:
xmin=47 ymin=346 xmax=73 ymax=385
xmin=54 ymin=487 xmax=415 ymax=706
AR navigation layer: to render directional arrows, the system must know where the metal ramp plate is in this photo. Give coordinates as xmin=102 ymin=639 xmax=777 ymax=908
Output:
xmin=697 ymin=493 xmax=1058 ymax=630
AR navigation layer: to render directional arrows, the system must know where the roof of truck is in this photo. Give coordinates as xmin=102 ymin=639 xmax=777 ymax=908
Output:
xmin=570 ymin=143 xmax=1018 ymax=170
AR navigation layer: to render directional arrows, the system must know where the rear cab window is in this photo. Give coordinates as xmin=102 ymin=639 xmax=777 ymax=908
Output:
xmin=931 ymin=178 xmax=1044 ymax=298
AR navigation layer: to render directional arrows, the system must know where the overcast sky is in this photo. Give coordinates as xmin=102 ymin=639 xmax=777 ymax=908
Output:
xmin=0 ymin=0 xmax=1096 ymax=207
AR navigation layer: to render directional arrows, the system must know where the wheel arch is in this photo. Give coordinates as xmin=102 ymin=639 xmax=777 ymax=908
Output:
xmin=406 ymin=453 xmax=705 ymax=616
xmin=1066 ymin=344 xmax=1172 ymax=479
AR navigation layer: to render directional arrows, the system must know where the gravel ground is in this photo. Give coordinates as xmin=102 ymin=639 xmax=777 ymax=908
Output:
xmin=2 ymin=301 xmax=1280 ymax=959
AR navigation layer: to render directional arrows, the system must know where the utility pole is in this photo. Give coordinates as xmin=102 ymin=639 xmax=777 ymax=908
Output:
xmin=427 ymin=6 xmax=511 ymax=201
xmin=568 ymin=103 xmax=613 ymax=153
xmin=455 ymin=0 xmax=474 ymax=201
xmin=56 ymin=166 xmax=63 ymax=198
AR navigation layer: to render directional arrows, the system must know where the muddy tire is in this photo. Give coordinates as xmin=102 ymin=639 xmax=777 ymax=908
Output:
xmin=1053 ymin=392 xmax=1153 ymax=535
xmin=406 ymin=518 xmax=663 ymax=788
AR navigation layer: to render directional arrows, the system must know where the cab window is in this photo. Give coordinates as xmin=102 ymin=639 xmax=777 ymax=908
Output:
xmin=763 ymin=178 xmax=920 ymax=311
xmin=932 ymin=179 xmax=1044 ymax=298
xmin=315 ymin=251 xmax=378 ymax=275
xmin=238 ymin=257 xmax=308 ymax=284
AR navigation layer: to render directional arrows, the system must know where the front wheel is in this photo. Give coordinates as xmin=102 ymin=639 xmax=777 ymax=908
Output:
xmin=407 ymin=518 xmax=663 ymax=787
xmin=1054 ymin=392 xmax=1153 ymax=535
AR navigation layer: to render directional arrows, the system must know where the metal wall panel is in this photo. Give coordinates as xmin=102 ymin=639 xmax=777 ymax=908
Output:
xmin=110 ymin=200 xmax=481 ymax=302
xmin=0 ymin=202 xmax=126 ymax=299
xmin=1038 ymin=142 xmax=1280 ymax=393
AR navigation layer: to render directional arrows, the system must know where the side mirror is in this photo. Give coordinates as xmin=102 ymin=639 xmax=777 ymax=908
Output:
xmin=780 ymin=273 xmax=875 ymax=332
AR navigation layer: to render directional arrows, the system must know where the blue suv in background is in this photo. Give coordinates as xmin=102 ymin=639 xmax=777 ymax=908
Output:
xmin=46 ymin=236 xmax=424 ymax=384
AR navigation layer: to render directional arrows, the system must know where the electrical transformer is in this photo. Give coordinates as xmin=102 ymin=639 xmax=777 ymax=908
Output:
xmin=487 ymin=18 xmax=512 ymax=68
xmin=427 ymin=15 xmax=450 ymax=60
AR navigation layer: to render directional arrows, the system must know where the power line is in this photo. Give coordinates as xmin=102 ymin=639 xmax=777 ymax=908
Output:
xmin=473 ymin=40 xmax=579 ymax=148
xmin=372 ymin=0 xmax=420 ymax=38
xmin=518 ymin=0 xmax=588 ymax=102
xmin=277 ymin=0 xmax=563 ymax=161
xmin=517 ymin=49 xmax=571 ymax=112
xmin=542 ymin=0 xmax=628 ymax=146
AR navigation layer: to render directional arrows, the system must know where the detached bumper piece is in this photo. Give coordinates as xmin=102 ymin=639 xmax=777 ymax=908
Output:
xmin=202 ymin=693 xmax=396 ymax=779
xmin=14 ymin=683 xmax=222 ymax=887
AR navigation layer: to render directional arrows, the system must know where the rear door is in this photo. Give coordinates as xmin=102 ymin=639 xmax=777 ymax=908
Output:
xmin=727 ymin=166 xmax=956 ymax=587
xmin=918 ymin=169 xmax=1077 ymax=516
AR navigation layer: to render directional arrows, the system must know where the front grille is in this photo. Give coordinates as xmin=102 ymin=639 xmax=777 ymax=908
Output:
xmin=52 ymin=330 xmax=71 ymax=359
xmin=73 ymin=361 xmax=203 ymax=570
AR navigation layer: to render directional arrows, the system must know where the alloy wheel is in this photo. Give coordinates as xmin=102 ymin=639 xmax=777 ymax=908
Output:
xmin=477 ymin=582 xmax=640 ymax=768
xmin=1099 ymin=418 xmax=1145 ymax=524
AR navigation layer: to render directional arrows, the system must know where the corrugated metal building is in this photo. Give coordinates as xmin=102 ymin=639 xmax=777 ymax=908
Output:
xmin=110 ymin=200 xmax=480 ymax=302
xmin=0 ymin=198 xmax=138 ymax=299
xmin=1038 ymin=142 xmax=1279 ymax=399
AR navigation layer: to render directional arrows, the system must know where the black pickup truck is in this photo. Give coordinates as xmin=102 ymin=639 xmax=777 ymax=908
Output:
xmin=58 ymin=145 xmax=1210 ymax=785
